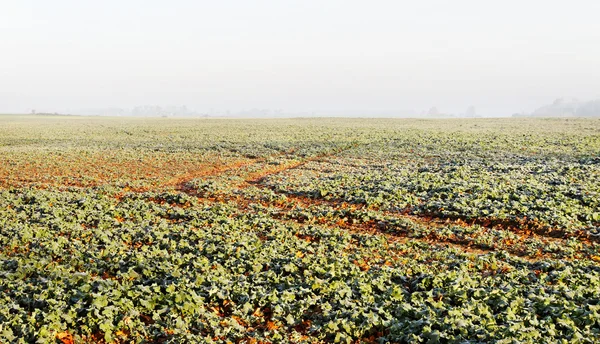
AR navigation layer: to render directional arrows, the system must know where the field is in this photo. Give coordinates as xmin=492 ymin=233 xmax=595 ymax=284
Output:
xmin=1 ymin=115 xmax=599 ymax=343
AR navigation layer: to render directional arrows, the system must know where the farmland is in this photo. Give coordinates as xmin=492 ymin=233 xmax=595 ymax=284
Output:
xmin=1 ymin=115 xmax=599 ymax=343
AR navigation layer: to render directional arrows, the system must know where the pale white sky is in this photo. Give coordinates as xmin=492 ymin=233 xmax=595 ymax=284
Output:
xmin=1 ymin=0 xmax=599 ymax=116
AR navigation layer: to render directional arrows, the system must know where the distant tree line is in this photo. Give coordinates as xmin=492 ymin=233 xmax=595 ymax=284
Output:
xmin=530 ymin=98 xmax=600 ymax=117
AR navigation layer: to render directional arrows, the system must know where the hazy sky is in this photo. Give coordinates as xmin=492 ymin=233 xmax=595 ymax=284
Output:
xmin=1 ymin=0 xmax=599 ymax=116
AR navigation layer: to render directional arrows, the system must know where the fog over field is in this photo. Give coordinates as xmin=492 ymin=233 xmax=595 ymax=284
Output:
xmin=1 ymin=0 xmax=600 ymax=117
xmin=2 ymin=3 xmax=600 ymax=341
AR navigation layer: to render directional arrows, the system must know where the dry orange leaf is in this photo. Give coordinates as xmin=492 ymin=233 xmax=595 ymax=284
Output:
xmin=56 ymin=332 xmax=74 ymax=344
xmin=116 ymin=329 xmax=129 ymax=337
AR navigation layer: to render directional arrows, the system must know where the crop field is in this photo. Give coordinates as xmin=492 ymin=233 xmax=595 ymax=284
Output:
xmin=1 ymin=115 xmax=600 ymax=343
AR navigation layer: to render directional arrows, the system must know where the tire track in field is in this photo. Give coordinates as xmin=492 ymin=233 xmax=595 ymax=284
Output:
xmin=235 ymin=181 xmax=598 ymax=260
xmin=173 ymin=143 xmax=360 ymax=195
xmin=147 ymin=179 xmax=598 ymax=262
xmin=237 ymin=144 xmax=599 ymax=244
xmin=171 ymin=148 xmax=301 ymax=194
xmin=243 ymin=193 xmax=591 ymax=262
xmin=167 ymin=142 xmax=598 ymax=260
xmin=250 ymin=172 xmax=599 ymax=244
xmin=243 ymin=143 xmax=360 ymax=185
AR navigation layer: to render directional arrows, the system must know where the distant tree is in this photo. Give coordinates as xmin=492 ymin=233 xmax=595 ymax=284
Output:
xmin=576 ymin=100 xmax=600 ymax=117
xmin=466 ymin=106 xmax=476 ymax=117
xmin=427 ymin=107 xmax=439 ymax=116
